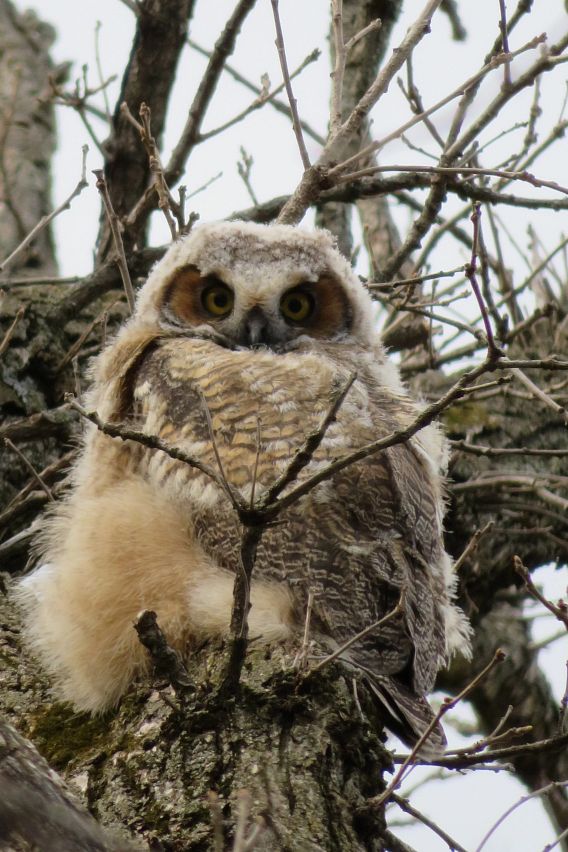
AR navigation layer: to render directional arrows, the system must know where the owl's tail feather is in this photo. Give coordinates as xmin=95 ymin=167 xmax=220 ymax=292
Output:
xmin=365 ymin=675 xmax=447 ymax=759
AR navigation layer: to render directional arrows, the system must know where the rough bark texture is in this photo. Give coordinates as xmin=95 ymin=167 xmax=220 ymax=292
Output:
xmin=0 ymin=0 xmax=57 ymax=273
xmin=0 ymin=580 xmax=390 ymax=851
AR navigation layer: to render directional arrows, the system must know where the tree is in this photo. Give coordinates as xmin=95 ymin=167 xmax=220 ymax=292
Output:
xmin=0 ymin=1 xmax=567 ymax=849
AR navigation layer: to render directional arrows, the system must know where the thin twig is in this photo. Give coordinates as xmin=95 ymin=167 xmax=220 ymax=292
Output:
xmin=453 ymin=521 xmax=493 ymax=572
xmin=544 ymin=825 xmax=568 ymax=852
xmin=466 ymin=204 xmax=500 ymax=356
xmin=0 ymin=146 xmax=89 ymax=273
xmin=4 ymin=438 xmax=55 ymax=502
xmin=4 ymin=451 xmax=74 ymax=513
xmin=249 ymin=417 xmax=261 ymax=509
xmin=498 ymin=0 xmax=512 ymax=88
xmin=187 ymin=38 xmax=324 ymax=145
xmin=66 ymin=396 xmax=245 ymax=512
xmin=199 ymin=49 xmax=321 ymax=144
xmin=0 ymin=276 xmax=80 ymax=289
xmin=121 ymin=102 xmax=179 ymax=238
xmin=512 ymin=368 xmax=567 ymax=420
xmin=194 ymin=386 xmax=242 ymax=511
xmin=308 ymin=590 xmax=406 ymax=675
xmin=514 ymin=556 xmax=568 ymax=629
xmin=270 ymin=0 xmax=311 ymax=169
xmin=56 ymin=298 xmax=119 ymax=373
xmin=92 ymin=169 xmax=136 ymax=312
xmin=368 ymin=265 xmax=466 ymax=292
xmin=94 ymin=21 xmax=112 ymax=124
xmin=392 ymin=732 xmax=568 ymax=768
xmin=476 ymin=780 xmax=568 ymax=851
xmin=370 ymin=650 xmax=506 ymax=807
xmin=451 ymin=440 xmax=568 ymax=458
xmin=0 ymin=307 xmax=24 ymax=356
xmin=391 ymin=794 xmax=468 ymax=852
xmin=330 ymin=0 xmax=345 ymax=136
xmin=293 ymin=590 xmax=315 ymax=670
xmin=264 ymin=372 xmax=356 ymax=505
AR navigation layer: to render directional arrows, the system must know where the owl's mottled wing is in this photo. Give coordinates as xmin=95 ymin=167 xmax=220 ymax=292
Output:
xmin=128 ymin=336 xmax=447 ymax=752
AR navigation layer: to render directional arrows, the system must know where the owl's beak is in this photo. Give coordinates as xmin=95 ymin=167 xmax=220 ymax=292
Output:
xmin=242 ymin=306 xmax=269 ymax=346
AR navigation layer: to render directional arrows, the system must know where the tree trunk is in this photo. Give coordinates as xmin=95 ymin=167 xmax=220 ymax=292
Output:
xmin=0 ymin=579 xmax=392 ymax=851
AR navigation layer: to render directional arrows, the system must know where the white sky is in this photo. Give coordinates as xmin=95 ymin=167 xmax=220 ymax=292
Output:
xmin=13 ymin=2 xmax=568 ymax=850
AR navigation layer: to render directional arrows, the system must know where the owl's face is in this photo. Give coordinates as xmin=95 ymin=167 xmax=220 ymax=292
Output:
xmin=159 ymin=264 xmax=354 ymax=349
xmin=135 ymin=221 xmax=378 ymax=352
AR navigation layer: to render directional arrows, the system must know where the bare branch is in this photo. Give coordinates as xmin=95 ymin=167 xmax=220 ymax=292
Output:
xmin=514 ymin=556 xmax=568 ymax=629
xmin=391 ymin=794 xmax=468 ymax=852
xmin=370 ymin=650 xmax=506 ymax=807
xmin=270 ymin=0 xmax=311 ymax=169
xmin=92 ymin=169 xmax=136 ymax=313
xmin=4 ymin=439 xmax=55 ymax=503
xmin=308 ymin=590 xmax=406 ymax=675
xmin=476 ymin=780 xmax=568 ymax=852
xmin=66 ymin=396 xmax=245 ymax=512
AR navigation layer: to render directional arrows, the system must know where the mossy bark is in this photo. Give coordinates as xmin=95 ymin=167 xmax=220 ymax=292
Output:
xmin=1 ymin=580 xmax=392 ymax=850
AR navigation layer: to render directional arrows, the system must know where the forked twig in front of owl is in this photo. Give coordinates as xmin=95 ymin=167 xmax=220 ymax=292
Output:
xmin=263 ymin=371 xmax=357 ymax=506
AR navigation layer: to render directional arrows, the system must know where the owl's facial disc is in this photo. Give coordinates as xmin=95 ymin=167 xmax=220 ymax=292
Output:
xmin=161 ymin=265 xmax=353 ymax=349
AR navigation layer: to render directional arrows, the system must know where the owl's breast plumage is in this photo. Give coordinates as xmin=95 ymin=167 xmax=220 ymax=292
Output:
xmin=127 ymin=336 xmax=446 ymax=693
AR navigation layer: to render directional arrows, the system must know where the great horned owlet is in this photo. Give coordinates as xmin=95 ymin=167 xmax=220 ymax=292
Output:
xmin=18 ymin=221 xmax=471 ymax=754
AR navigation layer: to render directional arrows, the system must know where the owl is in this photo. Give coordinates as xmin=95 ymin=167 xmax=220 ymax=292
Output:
xmin=18 ymin=221 xmax=471 ymax=754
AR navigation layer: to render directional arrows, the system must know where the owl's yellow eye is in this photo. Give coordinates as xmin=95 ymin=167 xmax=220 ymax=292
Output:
xmin=202 ymin=283 xmax=234 ymax=317
xmin=280 ymin=289 xmax=314 ymax=323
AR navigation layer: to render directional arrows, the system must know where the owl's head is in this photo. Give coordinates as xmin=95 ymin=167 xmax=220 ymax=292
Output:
xmin=134 ymin=221 xmax=378 ymax=351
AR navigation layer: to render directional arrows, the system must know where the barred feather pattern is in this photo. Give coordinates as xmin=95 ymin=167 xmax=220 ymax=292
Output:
xmin=129 ymin=336 xmax=450 ymax=752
